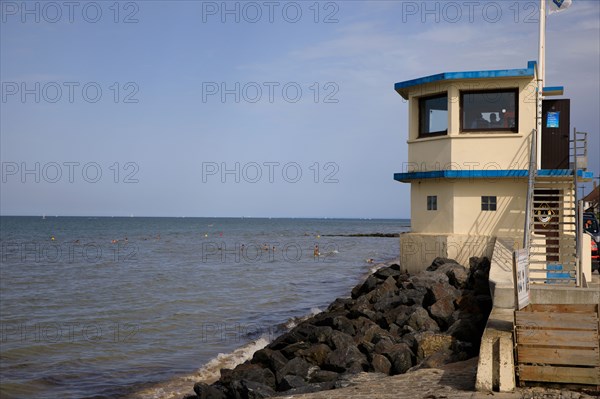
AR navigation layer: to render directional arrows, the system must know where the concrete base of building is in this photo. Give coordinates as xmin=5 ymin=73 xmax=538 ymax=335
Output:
xmin=399 ymin=232 xmax=495 ymax=273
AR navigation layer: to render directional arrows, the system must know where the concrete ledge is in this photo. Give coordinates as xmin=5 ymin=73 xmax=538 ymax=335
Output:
xmin=475 ymin=308 xmax=515 ymax=392
xmin=530 ymin=284 xmax=600 ymax=305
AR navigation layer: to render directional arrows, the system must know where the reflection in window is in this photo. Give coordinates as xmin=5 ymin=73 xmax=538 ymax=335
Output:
xmin=461 ymin=90 xmax=518 ymax=132
xmin=419 ymin=94 xmax=448 ymax=137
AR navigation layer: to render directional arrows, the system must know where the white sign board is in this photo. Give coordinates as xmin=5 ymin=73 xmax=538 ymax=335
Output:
xmin=513 ymin=249 xmax=530 ymax=310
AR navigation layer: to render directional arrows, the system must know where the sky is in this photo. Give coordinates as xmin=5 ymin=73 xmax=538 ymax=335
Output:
xmin=1 ymin=0 xmax=599 ymax=218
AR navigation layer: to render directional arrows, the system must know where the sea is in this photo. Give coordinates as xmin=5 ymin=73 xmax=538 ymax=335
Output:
xmin=0 ymin=216 xmax=409 ymax=399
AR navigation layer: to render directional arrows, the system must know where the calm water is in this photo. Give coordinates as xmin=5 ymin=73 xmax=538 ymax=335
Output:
xmin=0 ymin=217 xmax=409 ymax=399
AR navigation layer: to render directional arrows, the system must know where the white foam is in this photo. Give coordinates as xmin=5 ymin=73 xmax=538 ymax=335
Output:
xmin=127 ymin=337 xmax=269 ymax=399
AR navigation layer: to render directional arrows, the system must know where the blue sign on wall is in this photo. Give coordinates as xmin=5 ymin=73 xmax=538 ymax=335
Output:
xmin=546 ymin=111 xmax=560 ymax=128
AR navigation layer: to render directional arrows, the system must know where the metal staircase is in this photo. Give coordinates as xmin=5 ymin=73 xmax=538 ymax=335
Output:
xmin=523 ymin=130 xmax=588 ymax=286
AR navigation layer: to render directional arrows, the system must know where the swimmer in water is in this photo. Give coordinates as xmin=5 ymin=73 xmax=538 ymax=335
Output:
xmin=314 ymin=244 xmax=320 ymax=257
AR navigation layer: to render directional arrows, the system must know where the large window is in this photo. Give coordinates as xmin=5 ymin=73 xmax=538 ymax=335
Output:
xmin=461 ymin=89 xmax=518 ymax=132
xmin=419 ymin=94 xmax=448 ymax=137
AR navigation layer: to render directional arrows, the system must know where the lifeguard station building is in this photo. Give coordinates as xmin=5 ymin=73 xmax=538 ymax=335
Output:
xmin=393 ymin=60 xmax=593 ymax=285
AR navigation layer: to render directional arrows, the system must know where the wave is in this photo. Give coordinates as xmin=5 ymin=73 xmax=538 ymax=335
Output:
xmin=126 ymin=337 xmax=269 ymax=399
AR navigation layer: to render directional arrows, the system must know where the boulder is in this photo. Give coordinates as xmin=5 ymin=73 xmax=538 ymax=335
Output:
xmin=324 ymin=345 xmax=368 ymax=373
xmin=331 ymin=315 xmax=356 ymax=336
xmin=297 ymin=343 xmax=331 ymax=366
xmin=371 ymin=353 xmax=392 ymax=375
xmin=280 ymin=341 xmax=311 ymax=359
xmin=327 ymin=330 xmax=355 ymax=351
xmin=308 ymin=369 xmax=340 ymax=383
xmin=278 ymin=374 xmax=308 ymax=391
xmin=277 ymin=357 xmax=312 ymax=384
xmin=220 ymin=363 xmax=276 ymax=390
xmin=427 ymin=257 xmax=459 ymax=270
xmin=251 ymin=348 xmax=288 ymax=373
xmin=374 ymin=266 xmax=404 ymax=280
xmin=193 ymin=382 xmax=227 ymax=399
xmin=407 ymin=307 xmax=440 ymax=332
xmin=428 ymin=297 xmax=456 ymax=329
xmin=386 ymin=343 xmax=414 ymax=375
xmin=414 ymin=332 xmax=454 ymax=361
xmin=424 ymin=282 xmax=460 ymax=306
xmin=434 ymin=263 xmax=469 ymax=289
xmin=351 ymin=275 xmax=382 ymax=298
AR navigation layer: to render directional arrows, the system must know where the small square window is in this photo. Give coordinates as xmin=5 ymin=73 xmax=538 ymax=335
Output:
xmin=481 ymin=196 xmax=497 ymax=211
xmin=427 ymin=196 xmax=437 ymax=211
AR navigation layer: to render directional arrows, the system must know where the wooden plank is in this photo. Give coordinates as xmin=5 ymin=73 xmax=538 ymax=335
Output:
xmin=528 ymin=304 xmax=598 ymax=313
xmin=519 ymin=365 xmax=600 ymax=385
xmin=515 ymin=311 xmax=599 ymax=330
xmin=517 ymin=346 xmax=599 ymax=366
xmin=516 ymin=328 xmax=600 ymax=348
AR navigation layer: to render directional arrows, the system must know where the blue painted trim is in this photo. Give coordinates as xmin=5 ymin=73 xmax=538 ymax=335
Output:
xmin=394 ymin=61 xmax=536 ymax=99
xmin=393 ymin=168 xmax=592 ymax=182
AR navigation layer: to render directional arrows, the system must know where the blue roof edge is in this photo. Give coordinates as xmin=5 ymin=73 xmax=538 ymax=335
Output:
xmin=393 ymin=168 xmax=593 ymax=182
xmin=394 ymin=61 xmax=537 ymax=99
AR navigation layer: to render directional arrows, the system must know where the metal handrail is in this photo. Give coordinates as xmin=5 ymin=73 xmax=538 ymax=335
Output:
xmin=523 ymin=129 xmax=537 ymax=250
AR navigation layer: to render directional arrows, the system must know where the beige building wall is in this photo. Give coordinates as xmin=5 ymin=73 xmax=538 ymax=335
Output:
xmin=411 ymin=179 xmax=527 ymax=236
xmin=406 ymin=77 xmax=536 ymax=171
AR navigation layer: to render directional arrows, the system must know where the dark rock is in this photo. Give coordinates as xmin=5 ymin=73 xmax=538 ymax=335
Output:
xmin=251 ymin=348 xmax=288 ymax=373
xmin=280 ymin=341 xmax=311 ymax=359
xmin=278 ymin=374 xmax=308 ymax=391
xmin=407 ymin=307 xmax=439 ymax=332
xmin=243 ymin=381 xmax=277 ymax=399
xmin=221 ymin=363 xmax=276 ymax=390
xmin=281 ymin=381 xmax=337 ymax=396
xmin=293 ymin=324 xmax=333 ymax=344
xmin=383 ymin=304 xmax=415 ymax=327
xmin=193 ymin=382 xmax=227 ymax=399
xmin=326 ymin=297 xmax=354 ymax=312
xmin=277 ymin=357 xmax=312 ymax=383
xmin=351 ymin=275 xmax=382 ymax=299
xmin=468 ymin=257 xmax=491 ymax=295
xmin=447 ymin=317 xmax=483 ymax=344
xmin=308 ymin=369 xmax=340 ymax=383
xmin=373 ymin=293 xmax=405 ymax=313
xmin=374 ymin=266 xmax=403 ymax=280
xmin=348 ymin=295 xmax=377 ymax=320
xmin=328 ymin=330 xmax=355 ymax=351
xmin=410 ymin=272 xmax=449 ymax=289
xmin=424 ymin=282 xmax=460 ymax=307
xmin=227 ymin=380 xmax=276 ymax=399
xmin=360 ymin=324 xmax=389 ymax=344
xmin=350 ymin=317 xmax=377 ymax=336
xmin=386 ymin=343 xmax=414 ymax=375
xmin=324 ymin=345 xmax=368 ymax=373
xmin=371 ymin=353 xmax=392 ymax=375
xmin=297 ymin=343 xmax=331 ymax=366
xmin=402 ymin=287 xmax=426 ymax=306
xmin=427 ymin=257 xmax=459 ymax=270
xmin=331 ymin=315 xmax=356 ymax=336
xmin=434 ymin=263 xmax=469 ymax=289
xmin=428 ymin=297 xmax=456 ymax=329
xmin=373 ymin=335 xmax=395 ymax=354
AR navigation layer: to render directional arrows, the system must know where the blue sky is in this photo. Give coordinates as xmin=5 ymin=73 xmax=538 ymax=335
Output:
xmin=1 ymin=0 xmax=599 ymax=218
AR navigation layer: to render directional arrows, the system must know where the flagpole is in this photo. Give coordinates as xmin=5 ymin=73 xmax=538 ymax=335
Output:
xmin=536 ymin=0 xmax=546 ymax=169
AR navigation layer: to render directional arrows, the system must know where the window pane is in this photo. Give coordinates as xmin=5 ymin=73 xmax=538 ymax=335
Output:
xmin=462 ymin=90 xmax=517 ymax=132
xmin=481 ymin=196 xmax=497 ymax=211
xmin=420 ymin=95 xmax=448 ymax=136
xmin=427 ymin=195 xmax=437 ymax=211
